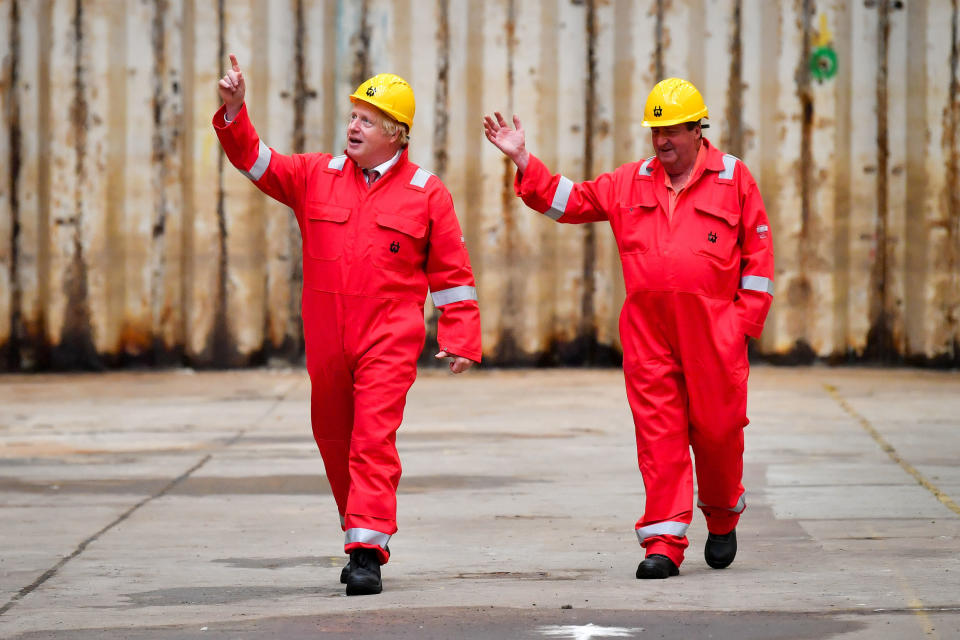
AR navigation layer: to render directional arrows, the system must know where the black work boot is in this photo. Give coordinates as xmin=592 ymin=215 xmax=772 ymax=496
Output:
xmin=704 ymin=528 xmax=737 ymax=569
xmin=635 ymin=554 xmax=679 ymax=579
xmin=340 ymin=545 xmax=386 ymax=584
xmin=345 ymin=548 xmax=382 ymax=595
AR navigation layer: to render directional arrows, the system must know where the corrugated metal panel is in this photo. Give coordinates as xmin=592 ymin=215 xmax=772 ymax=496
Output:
xmin=1 ymin=0 xmax=958 ymax=370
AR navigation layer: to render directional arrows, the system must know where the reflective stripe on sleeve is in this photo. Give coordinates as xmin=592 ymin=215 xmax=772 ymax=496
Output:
xmin=740 ymin=275 xmax=774 ymax=295
xmin=698 ymin=493 xmax=746 ymax=514
xmin=431 ymin=285 xmax=478 ymax=306
xmin=344 ymin=528 xmax=391 ymax=549
xmin=545 ymin=176 xmax=574 ymax=220
xmin=328 ymin=154 xmax=347 ymax=171
xmin=635 ymin=521 xmax=689 ymax=542
xmin=719 ymin=154 xmax=738 ymax=180
xmin=242 ymin=140 xmax=272 ymax=181
xmin=410 ymin=167 xmax=433 ymax=188
xmin=638 ymin=157 xmax=655 ymax=177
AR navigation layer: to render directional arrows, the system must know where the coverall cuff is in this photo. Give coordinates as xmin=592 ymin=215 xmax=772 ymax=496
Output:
xmin=512 ymin=154 xmax=542 ymax=197
xmin=212 ymin=103 xmax=246 ymax=131
xmin=740 ymin=316 xmax=764 ymax=340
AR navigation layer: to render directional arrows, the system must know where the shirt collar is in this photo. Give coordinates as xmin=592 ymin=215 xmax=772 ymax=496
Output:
xmin=367 ymin=149 xmax=402 ymax=177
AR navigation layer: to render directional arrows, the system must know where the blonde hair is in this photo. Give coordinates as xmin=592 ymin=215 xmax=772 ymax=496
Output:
xmin=379 ymin=116 xmax=410 ymax=146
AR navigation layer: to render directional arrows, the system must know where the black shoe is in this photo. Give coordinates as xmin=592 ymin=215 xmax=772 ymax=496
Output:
xmin=345 ymin=549 xmax=382 ymax=595
xmin=636 ymin=554 xmax=679 ymax=579
xmin=340 ymin=545 xmax=387 ymax=584
xmin=705 ymin=528 xmax=737 ymax=569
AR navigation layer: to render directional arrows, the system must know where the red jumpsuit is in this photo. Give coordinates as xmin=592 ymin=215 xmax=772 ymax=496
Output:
xmin=214 ymin=104 xmax=481 ymax=564
xmin=514 ymin=139 xmax=773 ymax=567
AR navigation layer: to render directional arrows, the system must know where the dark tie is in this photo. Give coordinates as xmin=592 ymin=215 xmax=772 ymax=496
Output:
xmin=365 ymin=169 xmax=380 ymax=187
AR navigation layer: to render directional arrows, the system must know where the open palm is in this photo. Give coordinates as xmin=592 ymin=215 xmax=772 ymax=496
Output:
xmin=483 ymin=112 xmax=526 ymax=161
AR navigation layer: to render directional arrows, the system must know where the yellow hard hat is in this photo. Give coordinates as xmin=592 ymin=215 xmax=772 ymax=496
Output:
xmin=642 ymin=77 xmax=709 ymax=127
xmin=350 ymin=73 xmax=416 ymax=129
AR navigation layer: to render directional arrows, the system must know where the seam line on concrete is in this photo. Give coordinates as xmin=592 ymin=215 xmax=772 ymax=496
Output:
xmin=0 ymin=378 xmax=302 ymax=618
xmin=824 ymin=383 xmax=960 ymax=517
xmin=0 ymin=454 xmax=212 ymax=618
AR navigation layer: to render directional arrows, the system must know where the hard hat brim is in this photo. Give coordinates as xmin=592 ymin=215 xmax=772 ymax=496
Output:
xmin=349 ymin=95 xmax=413 ymax=129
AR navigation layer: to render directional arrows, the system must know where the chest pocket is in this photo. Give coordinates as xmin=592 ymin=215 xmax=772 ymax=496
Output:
xmin=618 ymin=199 xmax=658 ymax=254
xmin=373 ymin=210 xmax=428 ymax=273
xmin=305 ymin=203 xmax=351 ymax=261
xmin=692 ymin=203 xmax=740 ymax=263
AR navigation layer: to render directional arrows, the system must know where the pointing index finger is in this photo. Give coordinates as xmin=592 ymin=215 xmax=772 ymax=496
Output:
xmin=229 ymin=54 xmax=240 ymax=72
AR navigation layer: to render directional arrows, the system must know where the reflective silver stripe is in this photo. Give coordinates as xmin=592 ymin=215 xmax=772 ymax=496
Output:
xmin=328 ymin=154 xmax=347 ymax=171
xmin=410 ymin=167 xmax=433 ymax=188
xmin=741 ymin=275 xmax=774 ymax=295
xmin=638 ymin=156 xmax=655 ymax=177
xmin=635 ymin=521 xmax=689 ymax=541
xmin=431 ymin=285 xmax=478 ymax=306
xmin=344 ymin=528 xmax=391 ymax=549
xmin=546 ymin=175 xmax=574 ymax=220
xmin=698 ymin=493 xmax=746 ymax=514
xmin=242 ymin=140 xmax=272 ymax=181
xmin=719 ymin=153 xmax=738 ymax=180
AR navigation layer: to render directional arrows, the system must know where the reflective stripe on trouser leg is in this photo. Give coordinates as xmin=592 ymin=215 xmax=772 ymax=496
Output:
xmin=697 ymin=493 xmax=746 ymax=514
xmin=345 ymin=528 xmax=391 ymax=550
xmin=635 ymin=521 xmax=690 ymax=542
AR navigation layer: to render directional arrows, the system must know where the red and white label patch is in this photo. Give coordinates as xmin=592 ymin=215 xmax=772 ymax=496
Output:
xmin=757 ymin=224 xmax=769 ymax=239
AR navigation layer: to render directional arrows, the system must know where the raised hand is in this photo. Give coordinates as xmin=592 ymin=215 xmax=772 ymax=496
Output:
xmin=218 ymin=54 xmax=246 ymax=120
xmin=483 ymin=112 xmax=530 ymax=172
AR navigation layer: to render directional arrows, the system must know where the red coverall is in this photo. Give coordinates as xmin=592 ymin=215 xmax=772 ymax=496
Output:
xmin=214 ymin=104 xmax=481 ymax=564
xmin=514 ymin=139 xmax=773 ymax=567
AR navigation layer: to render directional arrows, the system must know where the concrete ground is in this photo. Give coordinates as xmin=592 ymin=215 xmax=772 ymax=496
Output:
xmin=0 ymin=365 xmax=958 ymax=640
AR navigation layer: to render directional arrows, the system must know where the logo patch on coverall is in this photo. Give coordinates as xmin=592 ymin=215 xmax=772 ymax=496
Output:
xmin=757 ymin=224 xmax=769 ymax=239
xmin=390 ymin=241 xmax=400 ymax=254
xmin=707 ymin=231 xmax=718 ymax=243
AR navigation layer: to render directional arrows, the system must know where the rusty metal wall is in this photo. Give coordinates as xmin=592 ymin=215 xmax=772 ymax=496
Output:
xmin=1 ymin=0 xmax=958 ymax=370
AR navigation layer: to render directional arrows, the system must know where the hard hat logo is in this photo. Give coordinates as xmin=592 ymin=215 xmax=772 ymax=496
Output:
xmin=642 ymin=78 xmax=709 ymax=128
xmin=350 ymin=73 xmax=416 ymax=129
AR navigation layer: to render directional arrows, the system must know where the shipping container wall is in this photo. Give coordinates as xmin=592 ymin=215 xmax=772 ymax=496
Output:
xmin=1 ymin=0 xmax=958 ymax=370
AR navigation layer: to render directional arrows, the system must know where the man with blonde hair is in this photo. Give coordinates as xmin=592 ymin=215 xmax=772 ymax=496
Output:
xmin=216 ymin=55 xmax=481 ymax=595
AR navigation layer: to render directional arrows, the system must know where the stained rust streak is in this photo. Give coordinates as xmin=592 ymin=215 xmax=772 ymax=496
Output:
xmin=866 ymin=0 xmax=895 ymax=362
xmin=6 ymin=0 xmax=22 ymax=369
xmin=724 ymin=0 xmax=743 ymax=158
xmin=946 ymin=0 xmax=960 ymax=360
xmin=580 ymin=0 xmax=598 ymax=362
xmin=55 ymin=0 xmax=98 ymax=370
xmin=212 ymin=0 xmax=232 ymax=366
xmin=432 ymin=0 xmax=450 ymax=179
xmin=350 ymin=0 xmax=371 ymax=89
xmin=654 ymin=0 xmax=664 ymax=81
xmin=496 ymin=0 xmax=521 ymax=363
xmin=903 ymin=0 xmax=929 ymax=356
xmin=149 ymin=0 xmax=169 ymax=363
xmin=292 ymin=0 xmax=308 ymax=154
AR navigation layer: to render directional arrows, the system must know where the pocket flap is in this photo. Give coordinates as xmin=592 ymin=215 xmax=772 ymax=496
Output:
xmin=306 ymin=202 xmax=351 ymax=223
xmin=375 ymin=211 xmax=428 ymax=238
xmin=622 ymin=197 xmax=658 ymax=213
xmin=694 ymin=202 xmax=739 ymax=226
